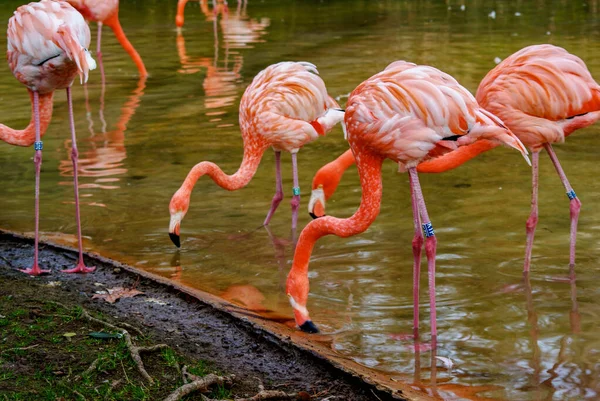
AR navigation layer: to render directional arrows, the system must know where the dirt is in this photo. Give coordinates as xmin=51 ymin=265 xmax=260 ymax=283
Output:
xmin=0 ymin=231 xmax=420 ymax=401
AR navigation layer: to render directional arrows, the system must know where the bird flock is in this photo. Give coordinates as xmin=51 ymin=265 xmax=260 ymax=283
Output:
xmin=1 ymin=0 xmax=599 ymax=348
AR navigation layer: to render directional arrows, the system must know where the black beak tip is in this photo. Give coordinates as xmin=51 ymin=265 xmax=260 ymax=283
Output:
xmin=299 ymin=320 xmax=319 ymax=334
xmin=169 ymin=232 xmax=181 ymax=248
xmin=309 ymin=212 xmax=326 ymax=220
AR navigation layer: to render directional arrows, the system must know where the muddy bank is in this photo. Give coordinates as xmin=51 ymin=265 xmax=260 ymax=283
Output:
xmin=0 ymin=231 xmax=430 ymax=401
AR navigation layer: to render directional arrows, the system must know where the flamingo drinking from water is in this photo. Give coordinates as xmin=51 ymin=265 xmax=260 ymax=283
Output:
xmin=66 ymin=0 xmax=147 ymax=77
xmin=168 ymin=61 xmax=344 ymax=247
xmin=0 ymin=0 xmax=96 ymax=275
xmin=309 ymin=45 xmax=600 ymax=272
xmin=286 ymin=61 xmax=530 ymax=341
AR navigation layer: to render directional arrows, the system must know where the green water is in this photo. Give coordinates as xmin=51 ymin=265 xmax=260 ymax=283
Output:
xmin=1 ymin=1 xmax=600 ymax=399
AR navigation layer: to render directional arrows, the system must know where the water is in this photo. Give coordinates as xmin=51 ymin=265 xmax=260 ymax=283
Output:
xmin=1 ymin=0 xmax=600 ymax=399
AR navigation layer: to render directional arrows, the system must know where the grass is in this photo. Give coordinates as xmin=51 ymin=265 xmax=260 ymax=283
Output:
xmin=0 ymin=295 xmax=230 ymax=400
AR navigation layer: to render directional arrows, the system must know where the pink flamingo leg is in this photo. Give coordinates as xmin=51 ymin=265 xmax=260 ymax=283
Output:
xmin=63 ymin=87 xmax=95 ymax=274
xmin=263 ymin=150 xmax=283 ymax=226
xmin=408 ymin=171 xmax=423 ymax=340
xmin=96 ymin=22 xmax=102 ymax=57
xmin=20 ymin=91 xmax=50 ymax=275
xmin=290 ymin=152 xmax=301 ymax=231
xmin=524 ymin=151 xmax=540 ymax=272
xmin=543 ymin=143 xmax=581 ymax=268
xmin=408 ymin=168 xmax=437 ymax=347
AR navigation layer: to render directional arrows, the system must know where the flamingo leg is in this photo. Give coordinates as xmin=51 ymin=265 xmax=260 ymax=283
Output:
xmin=63 ymin=87 xmax=95 ymax=274
xmin=20 ymin=91 xmax=50 ymax=275
xmin=524 ymin=151 xmax=540 ymax=272
xmin=263 ymin=150 xmax=283 ymax=226
xmin=408 ymin=171 xmax=423 ymax=339
xmin=408 ymin=168 xmax=437 ymax=346
xmin=290 ymin=152 xmax=301 ymax=231
xmin=96 ymin=22 xmax=103 ymax=57
xmin=543 ymin=143 xmax=581 ymax=268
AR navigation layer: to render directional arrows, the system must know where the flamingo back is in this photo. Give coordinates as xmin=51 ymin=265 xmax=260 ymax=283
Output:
xmin=477 ymin=45 xmax=600 ymax=148
xmin=345 ymin=61 xmax=523 ymax=170
xmin=239 ymin=61 xmax=338 ymax=153
xmin=7 ymin=0 xmax=95 ymax=92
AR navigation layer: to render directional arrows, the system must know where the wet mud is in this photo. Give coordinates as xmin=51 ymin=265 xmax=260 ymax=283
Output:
xmin=0 ymin=230 xmax=430 ymax=401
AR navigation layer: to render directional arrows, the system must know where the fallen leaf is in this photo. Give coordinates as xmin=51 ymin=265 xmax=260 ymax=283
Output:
xmin=46 ymin=281 xmax=62 ymax=287
xmin=63 ymin=332 xmax=76 ymax=338
xmin=92 ymin=287 xmax=144 ymax=304
xmin=145 ymin=298 xmax=167 ymax=306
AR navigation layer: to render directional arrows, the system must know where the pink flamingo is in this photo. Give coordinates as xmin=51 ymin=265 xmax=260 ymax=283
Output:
xmin=0 ymin=0 xmax=96 ymax=275
xmin=477 ymin=44 xmax=600 ymax=271
xmin=309 ymin=45 xmax=600 ymax=272
xmin=66 ymin=0 xmax=147 ymax=77
xmin=285 ymin=61 xmax=529 ymax=340
xmin=168 ymin=62 xmax=344 ymax=247
xmin=176 ymin=0 xmax=232 ymax=28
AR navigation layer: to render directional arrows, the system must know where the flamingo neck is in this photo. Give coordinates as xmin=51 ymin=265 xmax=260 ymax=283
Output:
xmin=0 ymin=91 xmax=54 ymax=147
xmin=289 ymin=151 xmax=384 ymax=293
xmin=417 ymin=139 xmax=499 ymax=173
xmin=176 ymin=0 xmax=191 ymax=27
xmin=179 ymin=143 xmax=268 ymax=201
xmin=105 ymin=15 xmax=148 ymax=77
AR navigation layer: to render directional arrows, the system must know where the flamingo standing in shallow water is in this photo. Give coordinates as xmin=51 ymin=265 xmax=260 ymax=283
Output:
xmin=66 ymin=0 xmax=147 ymax=77
xmin=309 ymin=45 xmax=600 ymax=272
xmin=476 ymin=44 xmax=600 ymax=271
xmin=168 ymin=61 xmax=344 ymax=247
xmin=285 ymin=61 xmax=530 ymax=340
xmin=0 ymin=0 xmax=96 ymax=275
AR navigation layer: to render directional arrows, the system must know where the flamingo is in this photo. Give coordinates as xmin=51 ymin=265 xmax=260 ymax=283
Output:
xmin=168 ymin=61 xmax=344 ymax=247
xmin=176 ymin=0 xmax=233 ymax=28
xmin=476 ymin=44 xmax=600 ymax=271
xmin=66 ymin=0 xmax=147 ymax=77
xmin=309 ymin=45 xmax=600 ymax=272
xmin=285 ymin=61 xmax=530 ymax=341
xmin=0 ymin=0 xmax=96 ymax=275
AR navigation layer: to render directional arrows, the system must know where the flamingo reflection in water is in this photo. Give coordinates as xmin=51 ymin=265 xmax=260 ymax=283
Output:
xmin=176 ymin=0 xmax=270 ymax=113
xmin=58 ymin=55 xmax=146 ymax=208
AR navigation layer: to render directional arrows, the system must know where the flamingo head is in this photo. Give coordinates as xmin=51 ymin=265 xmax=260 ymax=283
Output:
xmin=175 ymin=14 xmax=184 ymax=28
xmin=286 ymin=271 xmax=319 ymax=333
xmin=308 ymin=185 xmax=326 ymax=219
xmin=169 ymin=189 xmax=190 ymax=248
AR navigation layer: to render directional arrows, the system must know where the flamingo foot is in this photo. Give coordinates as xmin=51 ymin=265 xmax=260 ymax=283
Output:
xmin=390 ymin=333 xmax=434 ymax=352
xmin=63 ymin=262 xmax=96 ymax=274
xmin=299 ymin=320 xmax=319 ymax=333
xmin=20 ymin=265 xmax=51 ymax=276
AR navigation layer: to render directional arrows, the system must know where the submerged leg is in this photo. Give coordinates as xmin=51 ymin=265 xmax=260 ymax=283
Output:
xmin=524 ymin=151 xmax=540 ymax=272
xmin=263 ymin=150 xmax=283 ymax=226
xmin=63 ymin=87 xmax=95 ymax=274
xmin=96 ymin=22 xmax=103 ymax=57
xmin=290 ymin=152 xmax=301 ymax=231
xmin=544 ymin=143 xmax=581 ymax=268
xmin=408 ymin=168 xmax=437 ymax=347
xmin=408 ymin=171 xmax=423 ymax=339
xmin=20 ymin=91 xmax=50 ymax=275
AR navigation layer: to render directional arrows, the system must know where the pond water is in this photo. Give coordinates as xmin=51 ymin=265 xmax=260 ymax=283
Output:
xmin=1 ymin=0 xmax=600 ymax=399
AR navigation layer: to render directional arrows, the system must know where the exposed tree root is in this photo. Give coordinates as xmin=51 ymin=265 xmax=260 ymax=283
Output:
xmin=164 ymin=370 xmax=235 ymax=401
xmin=48 ymin=301 xmax=167 ymax=384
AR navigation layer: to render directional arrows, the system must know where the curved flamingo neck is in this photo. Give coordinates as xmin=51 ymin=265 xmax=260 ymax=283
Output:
xmin=0 ymin=91 xmax=54 ymax=147
xmin=313 ymin=148 xmax=356 ymax=199
xmin=288 ymin=151 xmax=384 ymax=298
xmin=179 ymin=143 xmax=269 ymax=203
xmin=176 ymin=0 xmax=191 ymax=28
xmin=417 ymin=139 xmax=499 ymax=173
xmin=104 ymin=14 xmax=148 ymax=77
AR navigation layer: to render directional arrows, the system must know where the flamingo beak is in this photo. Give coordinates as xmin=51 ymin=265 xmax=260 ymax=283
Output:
xmin=288 ymin=294 xmax=319 ymax=333
xmin=169 ymin=212 xmax=184 ymax=248
xmin=308 ymin=185 xmax=326 ymax=219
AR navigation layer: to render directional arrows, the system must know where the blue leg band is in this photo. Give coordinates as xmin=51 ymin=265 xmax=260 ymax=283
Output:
xmin=422 ymin=222 xmax=435 ymax=237
xmin=34 ymin=141 xmax=43 ymax=151
xmin=293 ymin=187 xmax=300 ymax=196
xmin=567 ymin=190 xmax=577 ymax=200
